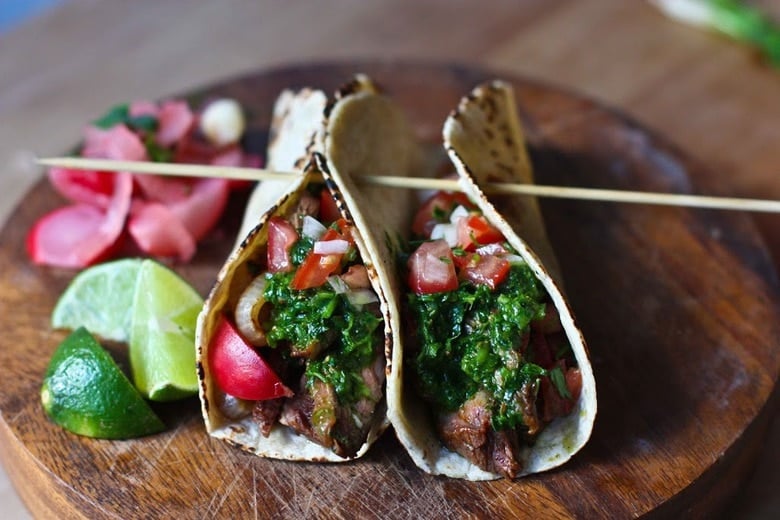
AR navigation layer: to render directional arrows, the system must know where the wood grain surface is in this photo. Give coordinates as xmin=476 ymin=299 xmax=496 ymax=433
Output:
xmin=0 ymin=62 xmax=778 ymax=519
xmin=2 ymin=1 xmax=779 ymax=518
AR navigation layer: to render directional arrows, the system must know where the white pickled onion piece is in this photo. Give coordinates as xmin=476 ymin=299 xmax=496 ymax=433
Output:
xmin=200 ymin=98 xmax=245 ymax=147
xmin=314 ymin=238 xmax=349 ymax=255
xmin=235 ymin=275 xmax=269 ymax=346
xmin=449 ymin=205 xmax=470 ymax=224
xmin=327 ymin=275 xmax=349 ymax=294
xmin=302 ymin=215 xmax=327 ymax=240
xmin=431 ymin=223 xmax=458 ymax=248
xmin=347 ymin=289 xmax=379 ymax=307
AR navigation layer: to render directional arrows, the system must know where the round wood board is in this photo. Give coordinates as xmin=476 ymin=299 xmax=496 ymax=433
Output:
xmin=0 ymin=62 xmax=778 ymax=519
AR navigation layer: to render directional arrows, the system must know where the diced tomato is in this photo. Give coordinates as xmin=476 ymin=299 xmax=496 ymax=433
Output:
xmin=407 ymin=239 xmax=459 ymax=294
xmin=267 ymin=217 xmax=298 ymax=273
xmin=566 ymin=367 xmax=583 ymax=402
xmin=208 ymin=316 xmax=292 ymax=401
xmin=291 ymin=251 xmax=342 ymax=290
xmin=460 ymin=254 xmax=510 ymax=290
xmin=290 ymin=228 xmax=342 ymax=290
xmin=540 ymin=362 xmax=581 ymax=422
xmin=319 ymin=189 xmax=341 ymax=224
xmin=457 ymin=214 xmax=504 ymax=251
xmin=412 ymin=191 xmax=475 ymax=238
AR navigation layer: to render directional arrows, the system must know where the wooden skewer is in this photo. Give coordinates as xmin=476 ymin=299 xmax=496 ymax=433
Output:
xmin=37 ymin=156 xmax=780 ymax=213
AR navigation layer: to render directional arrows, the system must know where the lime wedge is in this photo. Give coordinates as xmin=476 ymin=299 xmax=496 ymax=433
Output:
xmin=51 ymin=258 xmax=143 ymax=342
xmin=129 ymin=260 xmax=203 ymax=402
xmin=41 ymin=327 xmax=165 ymax=439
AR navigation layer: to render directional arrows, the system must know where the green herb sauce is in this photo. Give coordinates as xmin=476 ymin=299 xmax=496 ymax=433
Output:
xmin=408 ymin=263 xmax=549 ymax=430
xmin=262 ymin=270 xmax=381 ymax=405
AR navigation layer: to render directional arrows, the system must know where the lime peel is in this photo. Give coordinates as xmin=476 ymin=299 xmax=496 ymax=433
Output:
xmin=41 ymin=327 xmax=165 ymax=439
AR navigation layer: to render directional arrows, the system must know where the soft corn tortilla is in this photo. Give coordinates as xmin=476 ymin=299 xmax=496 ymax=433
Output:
xmin=294 ymin=76 xmax=596 ymax=479
xmin=235 ymin=87 xmax=328 ymax=247
xmin=195 ymin=77 xmax=417 ymax=461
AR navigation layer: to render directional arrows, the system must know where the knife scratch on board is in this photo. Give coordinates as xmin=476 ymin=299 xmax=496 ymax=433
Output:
xmin=207 ymin=468 xmax=244 ymax=517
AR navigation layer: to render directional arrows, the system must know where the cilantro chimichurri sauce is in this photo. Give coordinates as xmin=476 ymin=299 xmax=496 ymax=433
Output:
xmin=262 ymin=259 xmax=381 ymax=407
xmin=409 ymin=263 xmax=552 ymax=430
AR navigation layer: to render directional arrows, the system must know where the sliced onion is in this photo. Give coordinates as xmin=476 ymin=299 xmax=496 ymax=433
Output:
xmin=449 ymin=204 xmax=470 ymax=224
xmin=327 ymin=275 xmax=349 ymax=294
xmin=235 ymin=275 xmax=269 ymax=346
xmin=215 ymin=392 xmax=254 ymax=420
xmin=301 ymin=215 xmax=327 ymax=240
xmin=314 ymin=238 xmax=349 ymax=255
xmin=347 ymin=288 xmax=379 ymax=307
xmin=431 ymin=222 xmax=458 ymax=248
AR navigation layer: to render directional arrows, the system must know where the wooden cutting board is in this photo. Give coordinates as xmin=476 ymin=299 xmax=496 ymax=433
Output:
xmin=0 ymin=62 xmax=778 ymax=519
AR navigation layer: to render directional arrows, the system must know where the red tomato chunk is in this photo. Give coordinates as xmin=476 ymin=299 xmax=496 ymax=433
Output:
xmin=407 ymin=239 xmax=459 ymax=294
xmin=208 ymin=317 xmax=292 ymax=401
xmin=267 ymin=217 xmax=298 ymax=273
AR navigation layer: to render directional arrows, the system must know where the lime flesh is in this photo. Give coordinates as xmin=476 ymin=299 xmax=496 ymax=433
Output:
xmin=50 ymin=258 xmax=203 ymax=402
xmin=129 ymin=260 xmax=202 ymax=402
xmin=41 ymin=327 xmax=165 ymax=439
xmin=51 ymin=258 xmax=142 ymax=342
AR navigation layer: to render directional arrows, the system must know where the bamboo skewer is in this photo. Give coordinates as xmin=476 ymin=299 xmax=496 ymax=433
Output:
xmin=36 ymin=156 xmax=780 ymax=214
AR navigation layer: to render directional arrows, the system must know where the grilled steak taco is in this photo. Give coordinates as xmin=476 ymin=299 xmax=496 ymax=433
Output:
xmin=312 ymin=78 xmax=596 ymax=479
xmin=195 ymin=77 xmax=418 ymax=461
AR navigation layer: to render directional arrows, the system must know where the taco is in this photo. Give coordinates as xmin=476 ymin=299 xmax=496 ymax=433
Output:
xmin=317 ymin=79 xmax=596 ymax=479
xmin=195 ymin=77 xmax=418 ymax=461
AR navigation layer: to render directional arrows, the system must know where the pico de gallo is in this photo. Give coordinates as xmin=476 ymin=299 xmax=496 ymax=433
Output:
xmin=403 ymin=190 xmax=583 ymax=478
xmin=209 ymin=184 xmax=385 ymax=458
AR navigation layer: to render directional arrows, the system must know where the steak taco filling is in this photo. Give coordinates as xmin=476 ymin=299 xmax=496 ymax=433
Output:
xmin=207 ymin=182 xmax=385 ymax=458
xmin=402 ymin=189 xmax=582 ymax=478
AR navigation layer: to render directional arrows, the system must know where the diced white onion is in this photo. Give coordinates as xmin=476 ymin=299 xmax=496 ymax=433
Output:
xmin=449 ymin=204 xmax=470 ymax=224
xmin=235 ymin=275 xmax=268 ymax=346
xmin=314 ymin=239 xmax=349 ymax=255
xmin=347 ymin=289 xmax=379 ymax=307
xmin=430 ymin=222 xmax=458 ymax=248
xmin=476 ymin=243 xmax=506 ymax=256
xmin=327 ymin=275 xmax=349 ymax=294
xmin=302 ymin=215 xmax=327 ymax=240
xmin=504 ymin=254 xmax=525 ymax=265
